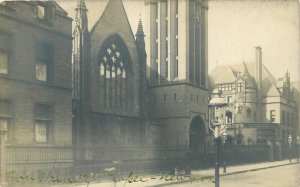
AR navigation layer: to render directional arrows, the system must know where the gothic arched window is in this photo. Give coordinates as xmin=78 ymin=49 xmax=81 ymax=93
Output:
xmin=98 ymin=37 xmax=131 ymax=108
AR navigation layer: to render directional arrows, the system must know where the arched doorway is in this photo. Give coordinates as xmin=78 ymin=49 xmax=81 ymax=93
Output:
xmin=189 ymin=116 xmax=206 ymax=153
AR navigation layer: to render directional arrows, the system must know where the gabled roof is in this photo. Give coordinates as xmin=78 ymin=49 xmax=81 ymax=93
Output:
xmin=209 ymin=62 xmax=278 ymax=97
xmin=90 ymin=0 xmax=135 ymax=39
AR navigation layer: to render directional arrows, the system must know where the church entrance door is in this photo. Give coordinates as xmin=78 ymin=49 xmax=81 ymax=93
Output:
xmin=189 ymin=116 xmax=206 ymax=154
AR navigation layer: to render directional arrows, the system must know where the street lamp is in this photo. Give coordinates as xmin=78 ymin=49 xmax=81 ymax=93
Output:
xmin=296 ymin=136 xmax=300 ymax=162
xmin=208 ymin=89 xmax=228 ymax=187
xmin=288 ymin=134 xmax=292 ymax=163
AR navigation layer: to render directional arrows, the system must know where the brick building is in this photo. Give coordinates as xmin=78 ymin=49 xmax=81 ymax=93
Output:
xmin=209 ymin=47 xmax=299 ymax=153
xmin=0 ymin=1 xmax=73 ymax=173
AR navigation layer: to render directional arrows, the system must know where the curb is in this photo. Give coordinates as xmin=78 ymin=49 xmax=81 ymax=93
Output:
xmin=220 ymin=161 xmax=299 ymax=177
xmin=147 ymin=161 xmax=300 ymax=187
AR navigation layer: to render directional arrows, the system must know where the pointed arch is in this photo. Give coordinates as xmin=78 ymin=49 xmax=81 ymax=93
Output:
xmin=189 ymin=116 xmax=206 ymax=153
xmin=98 ymin=34 xmax=133 ymax=108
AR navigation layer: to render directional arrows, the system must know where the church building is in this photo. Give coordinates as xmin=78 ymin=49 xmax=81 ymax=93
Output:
xmin=72 ymin=0 xmax=209 ymax=165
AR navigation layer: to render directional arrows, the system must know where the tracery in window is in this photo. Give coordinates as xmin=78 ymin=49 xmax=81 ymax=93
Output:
xmin=99 ymin=39 xmax=130 ymax=108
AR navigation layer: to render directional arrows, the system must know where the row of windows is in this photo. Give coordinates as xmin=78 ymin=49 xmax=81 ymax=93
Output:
xmin=153 ymin=93 xmax=204 ymax=104
xmin=217 ymin=83 xmax=244 ymax=92
xmin=0 ymin=33 xmax=53 ymax=82
xmin=218 ymin=84 xmax=232 ymax=91
xmin=0 ymin=98 xmax=52 ymax=143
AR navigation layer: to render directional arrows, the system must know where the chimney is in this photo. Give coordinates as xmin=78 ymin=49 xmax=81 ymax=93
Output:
xmin=255 ymin=46 xmax=262 ymax=121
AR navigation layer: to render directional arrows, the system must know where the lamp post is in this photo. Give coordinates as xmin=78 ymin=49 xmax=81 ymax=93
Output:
xmin=288 ymin=134 xmax=292 ymax=163
xmin=296 ymin=136 xmax=300 ymax=162
xmin=222 ymin=131 xmax=228 ymax=173
xmin=208 ymin=89 xmax=228 ymax=187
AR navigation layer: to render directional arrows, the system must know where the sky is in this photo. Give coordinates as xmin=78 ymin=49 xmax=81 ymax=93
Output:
xmin=58 ymin=0 xmax=300 ymax=81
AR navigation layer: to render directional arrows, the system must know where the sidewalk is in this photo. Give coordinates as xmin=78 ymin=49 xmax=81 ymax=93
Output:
xmin=192 ymin=159 xmax=299 ymax=177
xmin=52 ymin=159 xmax=300 ymax=187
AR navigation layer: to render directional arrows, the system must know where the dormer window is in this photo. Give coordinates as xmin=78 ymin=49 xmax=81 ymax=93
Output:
xmin=36 ymin=2 xmax=54 ymax=23
xmin=37 ymin=4 xmax=45 ymax=19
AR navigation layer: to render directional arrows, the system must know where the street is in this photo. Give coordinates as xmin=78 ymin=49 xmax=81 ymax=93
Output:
xmin=165 ymin=164 xmax=300 ymax=187
xmin=47 ymin=162 xmax=299 ymax=187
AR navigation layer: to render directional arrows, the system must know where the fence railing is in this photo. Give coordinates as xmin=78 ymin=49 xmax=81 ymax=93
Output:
xmin=3 ymin=143 xmax=275 ymax=184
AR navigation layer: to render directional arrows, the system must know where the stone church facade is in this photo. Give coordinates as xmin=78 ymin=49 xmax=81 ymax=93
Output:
xmin=72 ymin=0 xmax=209 ymax=164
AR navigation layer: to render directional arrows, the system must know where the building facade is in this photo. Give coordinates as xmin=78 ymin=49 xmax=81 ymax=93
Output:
xmin=209 ymin=47 xmax=299 ymax=151
xmin=0 ymin=1 xmax=73 ymax=172
xmin=145 ymin=0 xmax=209 ymax=155
xmin=72 ymin=0 xmax=209 ymax=164
xmin=73 ymin=0 xmax=148 ymax=156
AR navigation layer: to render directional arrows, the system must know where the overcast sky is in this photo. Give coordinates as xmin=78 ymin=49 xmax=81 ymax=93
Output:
xmin=59 ymin=0 xmax=300 ymax=81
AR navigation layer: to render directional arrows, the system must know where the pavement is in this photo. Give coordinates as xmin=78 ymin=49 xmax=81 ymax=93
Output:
xmin=50 ymin=159 xmax=300 ymax=187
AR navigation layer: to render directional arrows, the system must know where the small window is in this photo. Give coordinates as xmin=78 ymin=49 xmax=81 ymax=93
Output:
xmin=36 ymin=43 xmax=53 ymax=82
xmin=0 ymin=50 xmax=8 ymax=74
xmin=0 ymin=99 xmax=13 ymax=142
xmin=34 ymin=104 xmax=52 ymax=143
xmin=237 ymin=83 xmax=243 ymax=92
xmin=36 ymin=61 xmax=47 ymax=81
xmin=37 ymin=5 xmax=46 ymax=19
xmin=35 ymin=120 xmax=48 ymax=142
xmin=270 ymin=110 xmax=276 ymax=122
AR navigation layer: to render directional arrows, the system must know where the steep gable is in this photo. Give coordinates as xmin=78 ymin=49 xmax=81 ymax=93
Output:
xmin=89 ymin=0 xmax=141 ymax=117
xmin=90 ymin=0 xmax=135 ymax=43
xmin=266 ymin=84 xmax=280 ymax=97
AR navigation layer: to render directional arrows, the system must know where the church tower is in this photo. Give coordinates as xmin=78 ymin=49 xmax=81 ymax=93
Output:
xmin=146 ymin=0 xmax=208 ymax=87
xmin=146 ymin=0 xmax=209 ymax=155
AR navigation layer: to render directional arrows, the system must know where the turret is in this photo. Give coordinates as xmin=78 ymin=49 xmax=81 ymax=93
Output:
xmin=73 ymin=0 xmax=90 ymax=105
xmin=135 ymin=17 xmax=148 ymax=117
xmin=74 ymin=0 xmax=88 ymax=32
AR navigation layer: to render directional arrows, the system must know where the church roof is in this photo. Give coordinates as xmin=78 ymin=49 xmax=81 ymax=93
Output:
xmin=209 ymin=62 xmax=279 ymax=97
xmin=90 ymin=0 xmax=135 ymax=40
